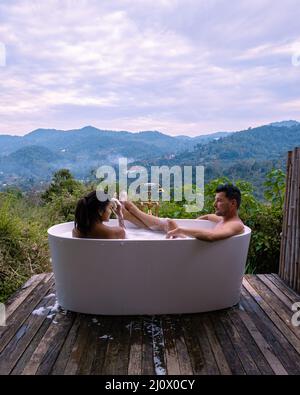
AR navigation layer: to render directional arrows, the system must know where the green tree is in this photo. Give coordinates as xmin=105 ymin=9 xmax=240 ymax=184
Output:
xmin=42 ymin=169 xmax=87 ymax=224
xmin=41 ymin=169 xmax=83 ymax=203
xmin=263 ymin=168 xmax=285 ymax=208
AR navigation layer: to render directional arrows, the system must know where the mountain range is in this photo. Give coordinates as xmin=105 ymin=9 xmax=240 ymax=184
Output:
xmin=0 ymin=121 xmax=300 ymax=197
xmin=133 ymin=121 xmax=300 ymax=196
xmin=0 ymin=126 xmax=230 ymax=187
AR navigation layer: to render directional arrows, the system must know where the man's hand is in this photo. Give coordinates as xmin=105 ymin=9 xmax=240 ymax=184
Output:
xmin=166 ymin=226 xmax=187 ymax=239
xmin=166 ymin=218 xmax=178 ymax=231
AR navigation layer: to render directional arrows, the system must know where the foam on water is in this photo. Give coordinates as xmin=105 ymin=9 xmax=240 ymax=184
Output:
xmin=32 ymin=299 xmax=61 ymax=318
xmin=125 ymin=228 xmax=166 ymax=240
xmin=61 ymin=227 xmax=188 ymax=240
xmin=44 ymin=293 xmax=56 ymax=299
xmin=32 ymin=307 xmax=48 ymax=316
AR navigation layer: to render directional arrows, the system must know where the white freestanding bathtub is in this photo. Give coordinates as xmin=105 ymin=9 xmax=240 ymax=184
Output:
xmin=48 ymin=219 xmax=251 ymax=315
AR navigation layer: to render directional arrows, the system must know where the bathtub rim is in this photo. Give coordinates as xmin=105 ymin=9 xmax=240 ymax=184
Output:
xmin=48 ymin=220 xmax=251 ymax=242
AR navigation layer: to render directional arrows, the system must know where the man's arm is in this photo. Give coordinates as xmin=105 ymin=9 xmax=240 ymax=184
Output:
xmin=197 ymin=214 xmax=223 ymax=223
xmin=167 ymin=221 xmax=244 ymax=242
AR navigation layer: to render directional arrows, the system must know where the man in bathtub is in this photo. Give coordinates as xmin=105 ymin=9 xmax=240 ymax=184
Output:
xmin=166 ymin=183 xmax=244 ymax=241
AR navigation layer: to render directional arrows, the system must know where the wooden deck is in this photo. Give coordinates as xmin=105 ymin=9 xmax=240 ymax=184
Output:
xmin=0 ymin=273 xmax=300 ymax=375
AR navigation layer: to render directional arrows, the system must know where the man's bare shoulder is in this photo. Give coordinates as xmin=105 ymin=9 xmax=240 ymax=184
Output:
xmin=215 ymin=219 xmax=244 ymax=234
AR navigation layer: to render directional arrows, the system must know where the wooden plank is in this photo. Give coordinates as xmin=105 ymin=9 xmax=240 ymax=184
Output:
xmin=22 ymin=311 xmax=75 ymax=375
xmin=193 ymin=314 xmax=220 ymax=375
xmin=141 ymin=317 xmax=155 ymax=375
xmin=296 ymin=148 xmax=300 ymax=293
xmin=162 ymin=315 xmax=192 ymax=375
xmin=219 ymin=310 xmax=260 ymax=375
xmin=282 ymin=151 xmax=291 ymax=281
xmin=289 ymin=150 xmax=297 ymax=289
xmin=238 ymin=296 xmax=288 ymax=375
xmin=243 ymin=277 xmax=300 ymax=350
xmin=227 ymin=307 xmax=274 ymax=375
xmin=267 ymin=274 xmax=300 ymax=303
xmin=5 ymin=274 xmax=48 ymax=319
xmin=201 ymin=315 xmax=231 ymax=375
xmin=127 ymin=317 xmax=143 ymax=375
xmin=291 ymin=147 xmax=300 ymax=293
xmin=181 ymin=316 xmax=205 ymax=374
xmin=209 ymin=313 xmax=245 ymax=375
xmin=291 ymin=148 xmax=300 ymax=292
xmin=63 ymin=315 xmax=91 ymax=375
xmin=76 ymin=316 xmax=102 ymax=375
xmin=89 ymin=316 xmax=113 ymax=375
xmin=35 ymin=311 xmax=75 ymax=375
xmin=11 ymin=312 xmax=53 ymax=375
xmin=241 ymin=286 xmax=296 ymax=374
xmin=279 ymin=151 xmax=292 ymax=279
xmin=51 ymin=315 xmax=81 ymax=375
xmin=0 ymin=273 xmax=54 ymax=353
xmin=113 ymin=316 xmax=132 ymax=375
xmin=0 ymin=286 xmax=56 ymax=375
xmin=257 ymin=274 xmax=296 ymax=309
xmin=161 ymin=315 xmax=180 ymax=375
xmin=286 ymin=150 xmax=295 ymax=287
xmin=283 ymin=151 xmax=293 ymax=282
xmin=172 ymin=316 xmax=193 ymax=375
xmin=247 ymin=276 xmax=300 ymax=340
xmin=100 ymin=316 xmax=132 ymax=375
xmin=151 ymin=316 xmax=166 ymax=375
xmin=100 ymin=316 xmax=124 ymax=375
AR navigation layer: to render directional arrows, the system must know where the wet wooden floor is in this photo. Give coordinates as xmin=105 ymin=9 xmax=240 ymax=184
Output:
xmin=0 ymin=272 xmax=300 ymax=375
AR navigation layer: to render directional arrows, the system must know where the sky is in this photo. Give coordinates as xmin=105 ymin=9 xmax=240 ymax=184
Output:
xmin=0 ymin=0 xmax=300 ymax=137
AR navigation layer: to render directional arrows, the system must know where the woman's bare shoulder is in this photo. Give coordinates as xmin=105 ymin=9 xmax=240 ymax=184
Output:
xmin=90 ymin=223 xmax=125 ymax=239
xmin=72 ymin=223 xmax=125 ymax=239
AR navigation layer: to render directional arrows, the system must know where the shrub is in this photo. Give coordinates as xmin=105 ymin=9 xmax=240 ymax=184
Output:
xmin=0 ymin=195 xmax=50 ymax=302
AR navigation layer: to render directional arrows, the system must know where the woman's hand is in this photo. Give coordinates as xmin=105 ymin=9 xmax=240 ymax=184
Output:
xmin=115 ymin=202 xmax=123 ymax=218
xmin=111 ymin=198 xmax=123 ymax=217
xmin=111 ymin=198 xmax=126 ymax=228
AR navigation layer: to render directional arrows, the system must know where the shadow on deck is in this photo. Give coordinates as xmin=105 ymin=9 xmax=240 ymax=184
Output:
xmin=0 ymin=273 xmax=300 ymax=375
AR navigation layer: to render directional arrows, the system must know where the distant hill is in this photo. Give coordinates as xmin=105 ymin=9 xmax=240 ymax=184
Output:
xmin=133 ymin=123 xmax=300 ymax=166
xmin=0 ymin=126 xmax=231 ymax=156
xmin=0 ymin=126 xmax=231 ymax=188
xmin=0 ymin=146 xmax=58 ymax=179
xmin=175 ymin=124 xmax=300 ymax=163
xmin=132 ymin=123 xmax=300 ymax=198
xmin=0 ymin=122 xmax=299 ymax=197
xmin=269 ymin=120 xmax=299 ymax=128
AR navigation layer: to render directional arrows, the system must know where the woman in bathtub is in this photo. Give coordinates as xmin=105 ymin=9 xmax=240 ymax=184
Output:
xmin=72 ymin=190 xmax=176 ymax=239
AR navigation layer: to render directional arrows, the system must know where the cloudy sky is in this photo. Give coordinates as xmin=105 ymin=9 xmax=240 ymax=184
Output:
xmin=0 ymin=0 xmax=300 ymax=136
